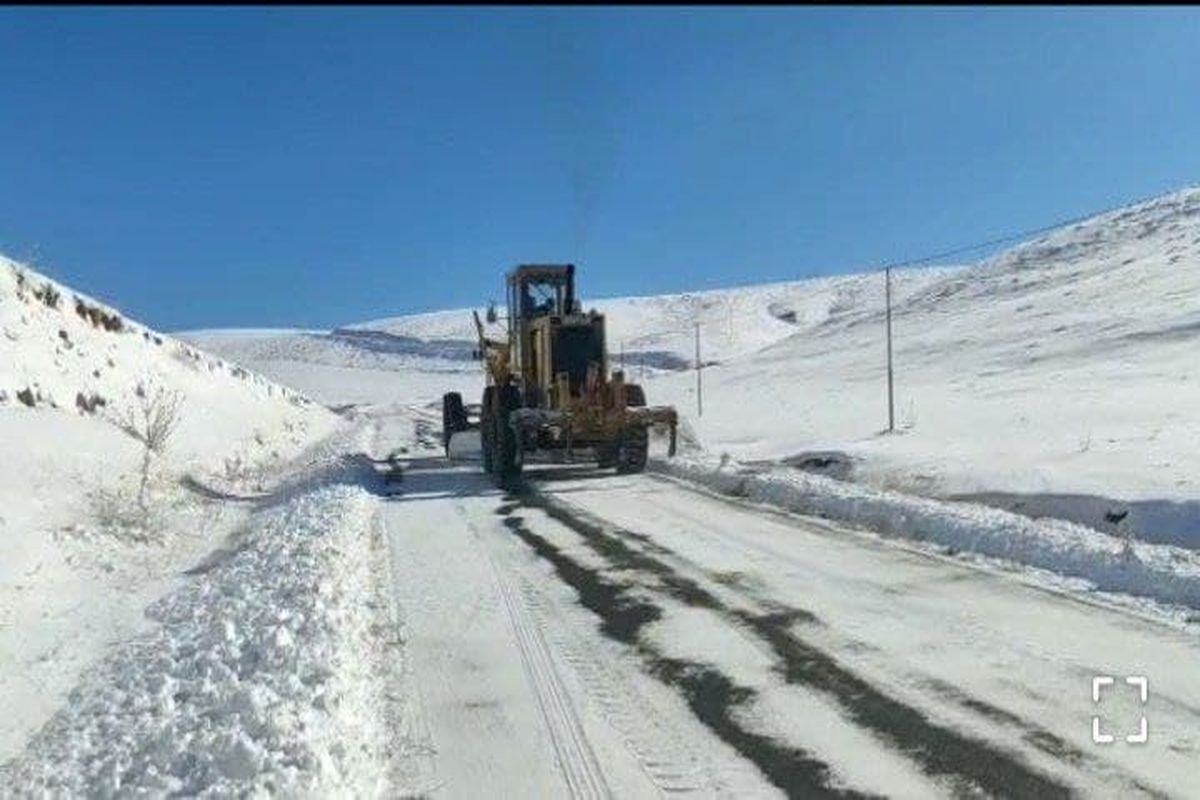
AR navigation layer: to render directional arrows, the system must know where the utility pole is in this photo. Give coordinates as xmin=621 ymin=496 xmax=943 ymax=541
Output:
xmin=619 ymin=340 xmax=625 ymax=372
xmin=886 ymin=264 xmax=895 ymax=433
xmin=695 ymin=322 xmax=703 ymax=417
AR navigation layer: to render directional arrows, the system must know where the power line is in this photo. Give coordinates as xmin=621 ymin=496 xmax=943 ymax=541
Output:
xmin=882 ymin=188 xmax=1178 ymax=271
xmin=876 ymin=186 xmax=1185 ymax=434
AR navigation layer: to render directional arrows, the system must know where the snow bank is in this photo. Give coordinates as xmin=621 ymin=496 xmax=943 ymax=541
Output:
xmin=652 ymin=455 xmax=1200 ymax=613
xmin=0 ymin=467 xmax=391 ymax=796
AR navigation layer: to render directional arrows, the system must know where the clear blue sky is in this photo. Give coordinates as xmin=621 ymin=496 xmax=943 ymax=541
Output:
xmin=1 ymin=7 xmax=1198 ymax=331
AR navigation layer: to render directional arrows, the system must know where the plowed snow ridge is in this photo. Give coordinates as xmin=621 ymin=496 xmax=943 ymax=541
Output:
xmin=0 ymin=437 xmax=391 ymax=797
xmin=653 ymin=455 xmax=1200 ymax=622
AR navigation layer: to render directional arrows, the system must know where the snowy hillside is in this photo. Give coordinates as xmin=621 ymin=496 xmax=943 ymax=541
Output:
xmin=183 ymin=269 xmax=955 ymax=418
xmin=188 ymin=187 xmax=1200 ymax=547
xmin=647 ymin=188 xmax=1200 ymax=527
xmin=349 ymin=267 xmax=959 ymax=368
xmin=0 ymin=256 xmax=341 ymax=760
xmin=177 ymin=327 xmax=484 ymax=411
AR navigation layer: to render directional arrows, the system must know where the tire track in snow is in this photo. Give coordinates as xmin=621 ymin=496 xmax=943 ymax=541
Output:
xmin=609 ymin=481 xmax=1166 ymax=794
xmin=366 ymin=418 xmax=443 ymax=796
xmin=464 ymin=510 xmax=611 ymax=800
xmin=515 ymin=485 xmax=1074 ymax=799
xmin=490 ymin=499 xmax=773 ymax=796
xmin=374 ymin=510 xmax=442 ymax=796
xmin=512 ymin=558 xmax=753 ymax=797
xmin=496 ymin=501 xmax=861 ymax=798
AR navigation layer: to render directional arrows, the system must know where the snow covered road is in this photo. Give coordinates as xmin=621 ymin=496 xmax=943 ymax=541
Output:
xmin=375 ymin=410 xmax=1198 ymax=798
xmin=376 ymin=414 xmax=775 ymax=798
xmin=11 ymin=402 xmax=1191 ymax=797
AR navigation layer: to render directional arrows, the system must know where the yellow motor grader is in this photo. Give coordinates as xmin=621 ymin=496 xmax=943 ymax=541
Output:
xmin=442 ymin=264 xmax=678 ymax=485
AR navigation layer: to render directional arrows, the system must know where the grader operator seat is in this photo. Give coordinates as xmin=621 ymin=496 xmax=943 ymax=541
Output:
xmin=506 ymin=264 xmax=605 ymax=402
xmin=509 ymin=264 xmax=576 ymax=321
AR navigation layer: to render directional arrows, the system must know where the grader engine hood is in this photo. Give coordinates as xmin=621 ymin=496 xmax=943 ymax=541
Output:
xmin=551 ymin=315 xmax=606 ymax=397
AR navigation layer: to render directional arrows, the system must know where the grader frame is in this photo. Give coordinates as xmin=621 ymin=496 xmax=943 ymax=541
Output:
xmin=443 ymin=264 xmax=678 ymax=484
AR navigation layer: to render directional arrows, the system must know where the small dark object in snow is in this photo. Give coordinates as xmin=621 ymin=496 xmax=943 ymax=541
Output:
xmin=75 ymin=392 xmax=107 ymax=414
xmin=33 ymin=282 xmax=61 ymax=309
xmin=16 ymin=387 xmax=35 ymax=407
xmin=384 ymin=452 xmax=405 ymax=484
xmin=1104 ymin=509 xmax=1129 ymax=525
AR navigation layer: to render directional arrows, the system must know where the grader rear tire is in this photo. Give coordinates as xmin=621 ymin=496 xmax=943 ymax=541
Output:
xmin=442 ymin=392 xmax=467 ymax=455
xmin=615 ymin=426 xmax=648 ymax=474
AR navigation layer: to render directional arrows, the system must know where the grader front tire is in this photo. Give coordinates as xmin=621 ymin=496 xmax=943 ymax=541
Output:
xmin=493 ymin=385 xmax=524 ymax=486
xmin=481 ymin=387 xmax=495 ymax=474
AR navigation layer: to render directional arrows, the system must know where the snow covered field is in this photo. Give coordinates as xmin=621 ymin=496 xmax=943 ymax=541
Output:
xmin=5 ymin=186 xmax=1200 ymax=797
xmin=638 ymin=190 xmax=1200 ymax=532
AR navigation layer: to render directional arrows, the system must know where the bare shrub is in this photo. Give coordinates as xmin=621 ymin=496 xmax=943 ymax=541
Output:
xmin=88 ymin=481 xmax=165 ymax=544
xmin=74 ymin=296 xmax=124 ymax=332
xmin=222 ymin=451 xmax=270 ymax=492
xmin=115 ymin=382 xmax=185 ymax=510
xmin=32 ymin=282 xmax=61 ymax=309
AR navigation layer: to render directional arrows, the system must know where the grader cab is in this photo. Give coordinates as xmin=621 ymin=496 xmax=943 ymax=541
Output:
xmin=442 ymin=264 xmax=678 ymax=484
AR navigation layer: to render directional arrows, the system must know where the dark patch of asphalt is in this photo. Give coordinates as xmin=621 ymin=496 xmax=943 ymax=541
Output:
xmin=496 ymin=496 xmax=867 ymax=799
xmin=504 ymin=484 xmax=1075 ymax=800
